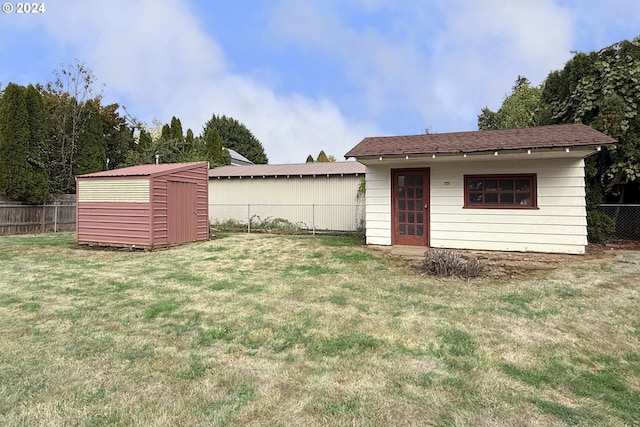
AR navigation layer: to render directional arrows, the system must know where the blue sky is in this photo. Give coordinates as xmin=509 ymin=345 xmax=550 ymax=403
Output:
xmin=1 ymin=0 xmax=639 ymax=164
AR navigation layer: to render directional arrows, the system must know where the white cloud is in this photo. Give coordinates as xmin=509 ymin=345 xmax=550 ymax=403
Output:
xmin=34 ymin=0 xmax=374 ymax=163
xmin=10 ymin=0 xmax=634 ymax=164
xmin=266 ymin=0 xmax=574 ymax=132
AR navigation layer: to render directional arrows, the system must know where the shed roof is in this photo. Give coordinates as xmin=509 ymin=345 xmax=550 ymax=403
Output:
xmin=209 ymin=161 xmax=365 ymax=178
xmin=77 ymin=162 xmax=209 ymax=179
xmin=344 ymin=124 xmax=616 ymax=159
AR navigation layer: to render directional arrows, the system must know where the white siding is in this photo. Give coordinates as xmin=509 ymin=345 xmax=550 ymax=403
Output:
xmin=364 ymin=167 xmax=391 ymax=245
xmin=77 ymin=179 xmax=150 ymax=203
xmin=208 ymin=175 xmax=364 ymax=231
xmin=365 ymin=157 xmax=589 ymax=254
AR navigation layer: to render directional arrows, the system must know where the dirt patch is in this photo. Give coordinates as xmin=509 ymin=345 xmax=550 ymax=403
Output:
xmin=367 ymin=244 xmax=618 ymax=282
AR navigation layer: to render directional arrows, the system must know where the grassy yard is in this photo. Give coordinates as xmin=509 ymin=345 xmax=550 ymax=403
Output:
xmin=0 ymin=232 xmax=639 ymax=426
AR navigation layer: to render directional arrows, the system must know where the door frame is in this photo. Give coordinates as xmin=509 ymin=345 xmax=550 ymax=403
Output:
xmin=391 ymin=168 xmax=430 ymax=246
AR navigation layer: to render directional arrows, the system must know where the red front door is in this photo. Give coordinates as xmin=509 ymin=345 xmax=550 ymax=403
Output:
xmin=392 ymin=168 xmax=430 ymax=246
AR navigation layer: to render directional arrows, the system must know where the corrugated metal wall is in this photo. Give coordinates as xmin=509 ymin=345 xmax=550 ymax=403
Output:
xmin=152 ymin=164 xmax=209 ymax=246
xmin=77 ymin=179 xmax=150 ymax=202
xmin=76 ymin=202 xmax=152 ymax=246
xmin=208 ymin=175 xmax=363 ymax=230
xmin=77 ymin=162 xmax=209 ymax=248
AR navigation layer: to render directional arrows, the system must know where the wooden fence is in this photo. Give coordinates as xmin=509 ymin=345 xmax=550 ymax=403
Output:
xmin=0 ymin=204 xmax=76 ymax=235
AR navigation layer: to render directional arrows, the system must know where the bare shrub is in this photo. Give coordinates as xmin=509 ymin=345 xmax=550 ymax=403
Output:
xmin=422 ymin=248 xmax=485 ymax=278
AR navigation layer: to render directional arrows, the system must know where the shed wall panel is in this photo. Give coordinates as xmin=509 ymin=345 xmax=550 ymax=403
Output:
xmin=151 ymin=164 xmax=209 ymax=245
xmin=77 ymin=179 xmax=150 ymax=202
xmin=76 ymin=202 xmax=152 ymax=246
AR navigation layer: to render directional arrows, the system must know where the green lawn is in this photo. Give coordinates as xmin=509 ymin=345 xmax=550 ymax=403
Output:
xmin=0 ymin=232 xmax=639 ymax=426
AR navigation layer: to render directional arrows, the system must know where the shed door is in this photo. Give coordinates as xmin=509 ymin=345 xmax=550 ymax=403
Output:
xmin=392 ymin=168 xmax=430 ymax=246
xmin=167 ymin=181 xmax=197 ymax=244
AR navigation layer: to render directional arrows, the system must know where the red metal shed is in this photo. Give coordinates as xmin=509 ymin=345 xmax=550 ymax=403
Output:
xmin=76 ymin=162 xmax=209 ymax=248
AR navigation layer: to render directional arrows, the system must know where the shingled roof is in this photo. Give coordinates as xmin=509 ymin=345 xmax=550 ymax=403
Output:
xmin=344 ymin=124 xmax=616 ymax=159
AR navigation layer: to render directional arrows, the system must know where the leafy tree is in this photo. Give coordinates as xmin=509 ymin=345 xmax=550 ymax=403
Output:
xmin=315 ymin=150 xmax=336 ymax=162
xmin=477 ymin=37 xmax=640 ymax=241
xmin=542 ymin=37 xmax=640 ymax=199
xmin=0 ymin=83 xmax=49 ymax=203
xmin=306 ymin=154 xmax=314 ymax=163
xmin=201 ymin=114 xmax=268 ymax=164
xmin=44 ymin=60 xmax=103 ymax=194
xmin=478 ymin=76 xmax=550 ymax=130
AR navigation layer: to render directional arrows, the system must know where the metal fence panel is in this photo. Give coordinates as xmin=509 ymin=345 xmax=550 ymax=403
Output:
xmin=600 ymin=204 xmax=640 ymax=240
xmin=209 ymin=203 xmax=365 ymax=233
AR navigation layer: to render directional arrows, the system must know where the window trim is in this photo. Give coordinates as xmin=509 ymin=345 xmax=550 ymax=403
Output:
xmin=463 ymin=173 xmax=538 ymax=209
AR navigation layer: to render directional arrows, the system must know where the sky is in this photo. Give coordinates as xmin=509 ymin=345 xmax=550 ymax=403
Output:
xmin=1 ymin=0 xmax=639 ymax=164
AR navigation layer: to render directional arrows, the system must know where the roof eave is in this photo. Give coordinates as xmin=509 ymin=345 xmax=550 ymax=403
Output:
xmin=347 ymin=145 xmax=609 ymax=161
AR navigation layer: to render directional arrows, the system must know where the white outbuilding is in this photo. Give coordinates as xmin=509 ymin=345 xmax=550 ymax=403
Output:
xmin=344 ymin=124 xmax=616 ymax=254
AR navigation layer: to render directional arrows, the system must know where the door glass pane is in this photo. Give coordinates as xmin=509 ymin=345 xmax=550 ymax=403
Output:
xmin=406 ymin=176 xmax=414 ymax=186
xmin=407 ymin=188 xmax=414 ymax=198
xmin=417 ymin=213 xmax=423 ymax=223
xmin=399 ymin=200 xmax=405 ymax=210
xmin=408 ymin=225 xmax=415 ymax=235
xmin=416 ymin=188 xmax=423 ymax=198
xmin=398 ymin=176 xmax=405 ymax=187
xmin=399 ymin=224 xmax=406 ymax=235
xmin=408 ymin=213 xmax=415 ymax=223
xmin=417 ymin=225 xmax=424 ymax=236
xmin=415 ymin=176 xmax=423 ymax=186
xmin=407 ymin=201 xmax=414 ymax=211
xmin=399 ymin=213 xmax=406 ymax=222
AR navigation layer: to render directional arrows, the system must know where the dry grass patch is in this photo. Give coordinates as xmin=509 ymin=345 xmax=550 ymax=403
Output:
xmin=0 ymin=232 xmax=639 ymax=426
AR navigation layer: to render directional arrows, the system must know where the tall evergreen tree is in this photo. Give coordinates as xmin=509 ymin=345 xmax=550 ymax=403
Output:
xmin=305 ymin=154 xmax=314 ymax=163
xmin=316 ymin=150 xmax=329 ymax=162
xmin=201 ymin=114 xmax=268 ymax=164
xmin=169 ymin=116 xmax=184 ymax=142
xmin=0 ymin=83 xmax=49 ymax=203
xmin=24 ymin=84 xmax=50 ymax=203
xmin=74 ymin=100 xmax=106 ymax=176
xmin=101 ymin=103 xmax=134 ymax=170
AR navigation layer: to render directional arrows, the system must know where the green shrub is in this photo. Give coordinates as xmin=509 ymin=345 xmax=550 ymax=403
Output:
xmin=587 ymin=209 xmax=615 ymax=243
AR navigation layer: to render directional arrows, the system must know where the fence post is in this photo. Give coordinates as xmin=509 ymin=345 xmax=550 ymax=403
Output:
xmin=247 ymin=204 xmax=251 ymax=233
xmin=40 ymin=206 xmax=46 ymax=233
xmin=54 ymin=205 xmax=58 ymax=233
xmin=312 ymin=204 xmax=316 ymax=236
